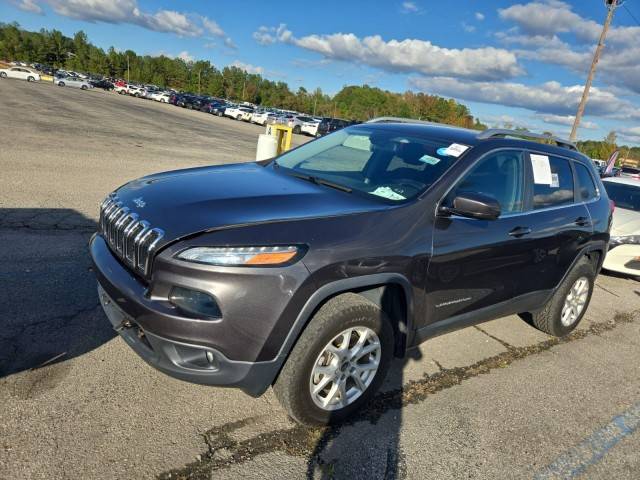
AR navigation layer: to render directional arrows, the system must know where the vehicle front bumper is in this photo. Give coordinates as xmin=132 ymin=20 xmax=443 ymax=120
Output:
xmin=89 ymin=234 xmax=283 ymax=396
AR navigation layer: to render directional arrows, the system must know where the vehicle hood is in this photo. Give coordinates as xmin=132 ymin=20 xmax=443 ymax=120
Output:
xmin=611 ymin=207 xmax=640 ymax=236
xmin=112 ymin=162 xmax=389 ymax=245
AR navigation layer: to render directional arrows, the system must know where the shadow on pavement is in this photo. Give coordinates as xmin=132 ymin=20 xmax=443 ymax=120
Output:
xmin=306 ymin=310 xmax=422 ymax=479
xmin=0 ymin=208 xmax=115 ymax=378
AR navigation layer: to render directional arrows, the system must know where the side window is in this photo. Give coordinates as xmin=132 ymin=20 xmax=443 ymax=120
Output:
xmin=533 ymin=156 xmax=574 ymax=209
xmin=574 ymin=163 xmax=599 ymax=201
xmin=447 ymin=150 xmax=525 ymax=214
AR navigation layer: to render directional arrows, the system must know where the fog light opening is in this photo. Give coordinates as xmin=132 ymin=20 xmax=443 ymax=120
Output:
xmin=169 ymin=286 xmax=222 ymax=320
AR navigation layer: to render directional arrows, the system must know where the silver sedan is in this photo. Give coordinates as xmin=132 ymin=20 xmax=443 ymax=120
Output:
xmin=55 ymin=76 xmax=91 ymax=90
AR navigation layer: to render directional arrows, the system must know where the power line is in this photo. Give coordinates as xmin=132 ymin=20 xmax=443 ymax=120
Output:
xmin=622 ymin=3 xmax=640 ymax=26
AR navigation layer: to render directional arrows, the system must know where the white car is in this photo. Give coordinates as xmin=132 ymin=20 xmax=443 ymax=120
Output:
xmin=0 ymin=67 xmax=41 ymax=82
xmin=224 ymin=106 xmax=253 ymax=120
xmin=150 ymin=91 xmax=171 ymax=103
xmin=301 ymin=118 xmax=323 ymax=136
xmin=284 ymin=115 xmax=314 ymax=134
xmin=55 ymin=76 xmax=91 ymax=89
xmin=240 ymin=109 xmax=254 ymax=122
xmin=114 ymin=84 xmax=129 ymax=94
xmin=127 ymin=85 xmax=145 ymax=97
xmin=251 ymin=111 xmax=271 ymax=125
xmin=602 ymin=177 xmax=640 ymax=276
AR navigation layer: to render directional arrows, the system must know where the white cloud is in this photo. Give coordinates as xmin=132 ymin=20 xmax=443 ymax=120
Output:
xmin=252 ymin=24 xmax=524 ymax=81
xmin=401 ymin=1 xmax=422 ymax=14
xmin=177 ymin=51 xmax=193 ymax=62
xmin=475 ymin=12 xmax=485 ymax=21
xmin=14 ymin=0 xmax=42 ymax=13
xmin=619 ymin=127 xmax=640 ymax=144
xmin=537 ymin=113 xmax=597 ymax=129
xmin=409 ymin=76 xmax=640 ymax=121
xmin=462 ymin=22 xmax=476 ymax=33
xmin=19 ymin=0 xmax=230 ymax=39
xmin=230 ymin=60 xmax=264 ymax=75
xmin=223 ymin=37 xmax=237 ymax=50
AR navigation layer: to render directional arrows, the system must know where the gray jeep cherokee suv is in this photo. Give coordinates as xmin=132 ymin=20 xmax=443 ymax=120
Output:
xmin=90 ymin=119 xmax=611 ymax=425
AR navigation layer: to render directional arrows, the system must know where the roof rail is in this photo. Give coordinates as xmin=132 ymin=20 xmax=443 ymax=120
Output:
xmin=477 ymin=129 xmax=576 ymax=150
xmin=366 ymin=116 xmax=442 ymax=126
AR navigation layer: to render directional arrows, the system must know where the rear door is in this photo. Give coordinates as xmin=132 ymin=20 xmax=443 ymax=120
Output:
xmin=512 ymin=152 xmax=593 ymax=298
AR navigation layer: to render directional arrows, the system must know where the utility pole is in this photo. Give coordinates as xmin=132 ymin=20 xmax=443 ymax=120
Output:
xmin=242 ymin=77 xmax=246 ymax=101
xmin=198 ymin=69 xmax=201 ymax=95
xmin=127 ymin=55 xmax=130 ymax=83
xmin=570 ymin=0 xmax=620 ymax=142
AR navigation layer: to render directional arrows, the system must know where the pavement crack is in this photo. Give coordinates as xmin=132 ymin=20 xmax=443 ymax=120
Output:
xmin=157 ymin=310 xmax=637 ymax=480
xmin=473 ymin=325 xmax=517 ymax=351
xmin=595 ymin=283 xmax=621 ymax=297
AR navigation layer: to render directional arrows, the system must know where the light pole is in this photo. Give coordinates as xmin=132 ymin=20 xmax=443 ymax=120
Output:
xmin=570 ymin=0 xmax=621 ymax=142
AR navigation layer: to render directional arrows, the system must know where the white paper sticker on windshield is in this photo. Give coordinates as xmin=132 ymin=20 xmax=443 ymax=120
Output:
xmin=530 ymin=154 xmax=552 ymax=185
xmin=442 ymin=143 xmax=469 ymax=157
xmin=371 ymin=186 xmax=406 ymax=201
xmin=550 ymin=173 xmax=560 ymax=188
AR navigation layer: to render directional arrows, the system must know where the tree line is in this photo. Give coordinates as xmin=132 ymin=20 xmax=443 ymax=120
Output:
xmin=0 ymin=22 xmax=484 ymax=128
xmin=2 ymin=22 xmax=637 ymax=159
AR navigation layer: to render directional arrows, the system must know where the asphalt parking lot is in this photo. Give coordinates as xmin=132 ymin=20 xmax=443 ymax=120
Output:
xmin=1 ymin=79 xmax=639 ymax=480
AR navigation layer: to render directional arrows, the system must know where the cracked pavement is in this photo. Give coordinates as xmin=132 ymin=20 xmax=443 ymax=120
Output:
xmin=1 ymin=80 xmax=639 ymax=480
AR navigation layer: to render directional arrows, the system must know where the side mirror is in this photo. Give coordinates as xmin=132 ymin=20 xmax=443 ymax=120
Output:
xmin=439 ymin=193 xmax=501 ymax=220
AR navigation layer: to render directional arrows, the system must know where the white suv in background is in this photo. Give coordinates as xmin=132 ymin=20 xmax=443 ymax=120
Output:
xmin=283 ymin=115 xmax=315 ymax=134
xmin=301 ymin=118 xmax=323 ymax=136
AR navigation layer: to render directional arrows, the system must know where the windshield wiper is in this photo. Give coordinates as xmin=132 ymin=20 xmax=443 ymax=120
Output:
xmin=286 ymin=171 xmax=353 ymax=193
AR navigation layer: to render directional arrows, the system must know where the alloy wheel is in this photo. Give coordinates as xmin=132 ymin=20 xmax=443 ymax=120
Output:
xmin=561 ymin=276 xmax=589 ymax=327
xmin=309 ymin=326 xmax=381 ymax=411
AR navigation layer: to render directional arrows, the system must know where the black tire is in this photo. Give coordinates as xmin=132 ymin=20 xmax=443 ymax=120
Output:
xmin=0 ymin=72 xmax=7 ymax=78
xmin=58 ymin=81 xmax=65 ymax=87
xmin=522 ymin=256 xmax=595 ymax=337
xmin=81 ymin=85 xmax=87 ymax=90
xmin=273 ymin=293 xmax=394 ymax=426
xmin=293 ymin=125 xmax=301 ymax=134
xmin=27 ymin=76 xmax=35 ymax=82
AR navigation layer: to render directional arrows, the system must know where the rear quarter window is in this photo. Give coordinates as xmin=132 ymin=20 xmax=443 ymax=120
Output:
xmin=574 ymin=162 xmax=599 ymax=201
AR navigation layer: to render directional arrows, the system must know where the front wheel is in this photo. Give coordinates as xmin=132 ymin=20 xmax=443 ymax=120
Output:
xmin=81 ymin=85 xmax=88 ymax=90
xmin=27 ymin=76 xmax=35 ymax=82
xmin=58 ymin=81 xmax=65 ymax=87
xmin=273 ymin=293 xmax=394 ymax=425
xmin=521 ymin=256 xmax=595 ymax=337
xmin=293 ymin=125 xmax=301 ymax=134
xmin=0 ymin=72 xmax=7 ymax=78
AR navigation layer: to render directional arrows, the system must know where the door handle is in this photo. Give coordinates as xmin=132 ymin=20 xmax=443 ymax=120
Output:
xmin=508 ymin=226 xmax=532 ymax=237
xmin=575 ymin=217 xmax=592 ymax=227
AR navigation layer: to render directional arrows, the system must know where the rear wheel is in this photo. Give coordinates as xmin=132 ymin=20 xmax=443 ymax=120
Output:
xmin=0 ymin=72 xmax=7 ymax=78
xmin=293 ymin=125 xmax=301 ymax=134
xmin=81 ymin=85 xmax=88 ymax=90
xmin=522 ymin=257 xmax=595 ymax=337
xmin=58 ymin=81 xmax=65 ymax=87
xmin=273 ymin=293 xmax=394 ymax=425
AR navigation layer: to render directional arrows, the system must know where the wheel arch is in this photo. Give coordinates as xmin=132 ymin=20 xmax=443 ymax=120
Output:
xmin=269 ymin=273 xmax=414 ymax=387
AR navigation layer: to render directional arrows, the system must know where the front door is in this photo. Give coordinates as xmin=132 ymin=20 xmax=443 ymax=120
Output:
xmin=426 ymin=149 xmax=533 ymax=324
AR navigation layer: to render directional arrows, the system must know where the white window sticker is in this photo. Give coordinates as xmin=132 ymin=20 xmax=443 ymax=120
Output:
xmin=550 ymin=173 xmax=560 ymax=188
xmin=442 ymin=143 xmax=469 ymax=157
xmin=530 ymin=154 xmax=552 ymax=185
xmin=370 ymin=186 xmax=406 ymax=201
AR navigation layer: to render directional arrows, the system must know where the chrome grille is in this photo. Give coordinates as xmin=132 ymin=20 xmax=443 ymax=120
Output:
xmin=99 ymin=193 xmax=164 ymax=276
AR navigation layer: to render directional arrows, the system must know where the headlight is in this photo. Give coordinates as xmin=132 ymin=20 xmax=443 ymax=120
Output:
xmin=610 ymin=235 xmax=640 ymax=246
xmin=176 ymin=245 xmax=301 ymax=266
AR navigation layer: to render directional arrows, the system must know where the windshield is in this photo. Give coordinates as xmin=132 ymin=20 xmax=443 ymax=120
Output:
xmin=274 ymin=126 xmax=468 ymax=202
xmin=603 ymin=182 xmax=640 ymax=211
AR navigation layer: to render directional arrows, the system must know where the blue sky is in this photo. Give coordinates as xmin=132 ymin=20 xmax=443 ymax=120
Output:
xmin=2 ymin=0 xmax=640 ymax=145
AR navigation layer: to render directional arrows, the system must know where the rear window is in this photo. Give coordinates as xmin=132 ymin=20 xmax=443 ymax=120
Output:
xmin=603 ymin=182 xmax=640 ymax=211
xmin=574 ymin=163 xmax=599 ymax=201
xmin=533 ymin=155 xmax=574 ymax=209
xmin=622 ymin=167 xmax=640 ymax=174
